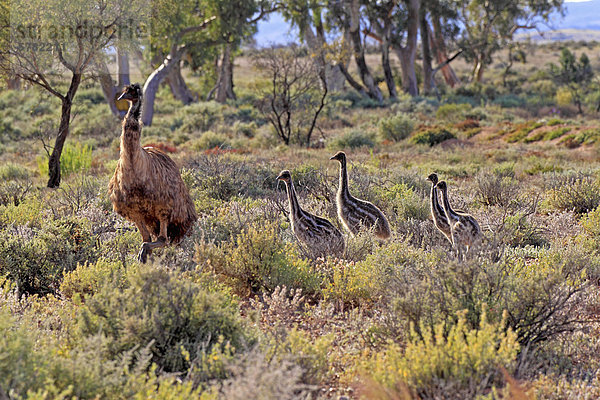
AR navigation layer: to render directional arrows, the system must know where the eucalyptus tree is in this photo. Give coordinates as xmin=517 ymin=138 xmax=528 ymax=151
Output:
xmin=453 ymin=0 xmax=563 ymax=82
xmin=363 ymin=0 xmax=420 ymax=97
xmin=280 ymin=0 xmax=347 ymax=92
xmin=329 ymin=0 xmax=383 ymax=101
xmin=207 ymin=0 xmax=277 ymax=103
xmin=1 ymin=0 xmax=144 ymax=187
xmin=140 ymin=0 xmax=216 ymax=125
xmin=549 ymin=48 xmax=594 ymax=114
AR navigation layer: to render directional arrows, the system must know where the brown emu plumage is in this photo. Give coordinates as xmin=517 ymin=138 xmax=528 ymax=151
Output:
xmin=108 ymin=84 xmax=197 ymax=262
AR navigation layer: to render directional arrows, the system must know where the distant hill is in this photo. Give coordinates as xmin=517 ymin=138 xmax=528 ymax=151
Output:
xmin=517 ymin=29 xmax=600 ymax=43
xmin=554 ymin=0 xmax=600 ymax=31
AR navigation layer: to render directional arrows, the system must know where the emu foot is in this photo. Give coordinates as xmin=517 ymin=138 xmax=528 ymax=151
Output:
xmin=138 ymin=243 xmax=151 ymax=263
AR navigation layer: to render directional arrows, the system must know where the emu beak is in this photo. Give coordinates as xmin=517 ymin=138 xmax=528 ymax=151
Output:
xmin=117 ymin=92 xmax=132 ymax=101
xmin=276 ymin=173 xmax=283 ymax=181
xmin=329 ymin=155 xmax=336 ymax=160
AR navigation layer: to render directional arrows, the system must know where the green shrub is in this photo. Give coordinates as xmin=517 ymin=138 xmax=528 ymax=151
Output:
xmin=0 ymin=163 xmax=31 ymax=181
xmin=464 ymin=106 xmax=488 ymax=121
xmin=233 ymin=121 xmax=257 ymax=137
xmin=0 ymin=217 xmax=99 ymax=295
xmin=560 ymin=128 xmax=600 ymax=148
xmin=77 ymin=264 xmax=249 ymax=374
xmin=365 ymin=307 xmax=519 ymax=399
xmin=328 ymin=129 xmax=375 ymax=150
xmin=492 ymin=94 xmax=526 ymax=108
xmin=177 ymin=101 xmax=225 ymax=133
xmin=506 ymin=121 xmax=543 ymax=143
xmin=211 ymin=222 xmax=322 ymax=296
xmin=543 ymin=175 xmax=600 ymax=214
xmin=0 ymin=195 xmax=46 ymax=226
xmin=321 ymin=258 xmax=380 ymax=309
xmin=37 ymin=141 xmax=92 ymax=178
xmin=411 ymin=127 xmax=455 ymax=146
xmin=377 ymin=183 xmax=429 ymax=220
xmin=75 ymin=87 xmax=105 ymax=104
xmin=378 ymin=112 xmax=414 ymax=142
xmin=0 ymin=309 xmax=51 ymax=397
xmin=0 ymin=119 xmax=23 ymax=143
xmin=547 ymin=117 xmax=564 ymax=126
xmin=545 ymin=127 xmax=570 ymax=141
xmin=436 ymin=103 xmax=472 ymax=122
xmin=270 ymin=328 xmax=333 ymax=385
xmin=60 ymin=259 xmax=126 ymax=300
xmin=192 ymin=131 xmax=231 ymax=150
xmin=475 ymin=168 xmax=520 ymax=207
xmin=383 ymin=243 xmax=592 ymax=348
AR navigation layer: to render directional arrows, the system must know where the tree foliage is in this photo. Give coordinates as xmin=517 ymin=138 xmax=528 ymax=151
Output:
xmin=549 ymin=48 xmax=594 ymax=114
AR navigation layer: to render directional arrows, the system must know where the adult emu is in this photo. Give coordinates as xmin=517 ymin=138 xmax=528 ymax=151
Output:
xmin=108 ymin=84 xmax=197 ymax=263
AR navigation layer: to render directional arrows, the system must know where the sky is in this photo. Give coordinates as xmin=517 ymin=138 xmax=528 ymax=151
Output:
xmin=254 ymin=0 xmax=600 ymax=46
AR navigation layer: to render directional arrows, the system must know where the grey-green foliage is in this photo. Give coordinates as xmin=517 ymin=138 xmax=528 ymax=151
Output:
xmin=0 ymin=217 xmax=99 ymax=295
xmin=77 ymin=264 xmax=250 ymax=373
xmin=378 ymin=112 xmax=415 ymax=141
xmin=327 ymin=129 xmax=375 ymax=150
xmin=382 ymin=243 xmax=594 ymax=347
xmin=549 ymin=48 xmax=595 ymax=113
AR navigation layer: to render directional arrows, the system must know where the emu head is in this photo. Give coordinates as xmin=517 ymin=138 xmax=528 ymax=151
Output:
xmin=117 ymin=83 xmax=142 ymax=103
xmin=436 ymin=180 xmax=447 ymax=191
xmin=329 ymin=151 xmax=346 ymax=163
xmin=427 ymin=173 xmax=439 ymax=184
xmin=276 ymin=170 xmax=292 ymax=183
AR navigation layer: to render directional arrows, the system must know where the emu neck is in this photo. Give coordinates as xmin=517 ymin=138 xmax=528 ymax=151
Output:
xmin=338 ymin=159 xmax=350 ymax=198
xmin=130 ymin=98 xmax=142 ymax=120
xmin=440 ymin=187 xmax=460 ymax=223
xmin=430 ymin=184 xmax=445 ymax=220
xmin=285 ymin=180 xmax=303 ymax=220
xmin=120 ymin=101 xmax=144 ymax=169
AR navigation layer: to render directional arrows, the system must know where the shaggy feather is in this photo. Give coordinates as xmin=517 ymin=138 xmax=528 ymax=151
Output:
xmin=108 ymin=84 xmax=197 ymax=260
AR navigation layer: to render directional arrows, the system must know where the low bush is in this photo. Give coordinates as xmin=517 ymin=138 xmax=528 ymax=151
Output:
xmin=475 ymin=168 xmax=520 ymax=207
xmin=365 ymin=307 xmax=519 ymax=399
xmin=321 ymin=258 xmax=380 ymax=310
xmin=0 ymin=163 xmax=31 ymax=181
xmin=208 ymin=222 xmax=323 ymax=296
xmin=411 ymin=127 xmax=455 ymax=146
xmin=436 ymin=102 xmax=472 ymax=122
xmin=543 ymin=174 xmax=600 ymax=214
xmin=505 ymin=121 xmax=543 ymax=143
xmin=492 ymin=94 xmax=527 ymax=108
xmin=77 ymin=264 xmax=249 ymax=374
xmin=378 ymin=112 xmax=414 ymax=142
xmin=547 ymin=117 xmax=564 ymax=126
xmin=545 ymin=127 xmax=570 ymax=141
xmin=177 ymin=101 xmax=225 ymax=133
xmin=384 ymin=243 xmax=592 ymax=348
xmin=192 ymin=131 xmax=231 ymax=150
xmin=560 ymin=128 xmax=600 ymax=148
xmin=232 ymin=121 xmax=257 ymax=137
xmin=37 ymin=141 xmax=93 ymax=178
xmin=328 ymin=129 xmax=375 ymax=150
xmin=0 ymin=216 xmax=99 ymax=295
xmin=377 ymin=183 xmax=429 ymax=221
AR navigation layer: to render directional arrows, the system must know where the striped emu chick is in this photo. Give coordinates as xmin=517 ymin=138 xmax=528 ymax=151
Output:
xmin=108 ymin=84 xmax=198 ymax=263
xmin=427 ymin=173 xmax=465 ymax=244
xmin=330 ymin=151 xmax=391 ymax=240
xmin=277 ymin=170 xmax=345 ymax=258
xmin=436 ymin=181 xmax=481 ymax=258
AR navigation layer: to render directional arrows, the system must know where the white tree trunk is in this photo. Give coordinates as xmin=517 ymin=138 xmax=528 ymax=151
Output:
xmin=141 ymin=52 xmax=182 ymax=126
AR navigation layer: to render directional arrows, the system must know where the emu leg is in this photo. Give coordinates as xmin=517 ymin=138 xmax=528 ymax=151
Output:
xmin=135 ymin=221 xmax=153 ymax=263
xmin=138 ymin=216 xmax=168 ymax=263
